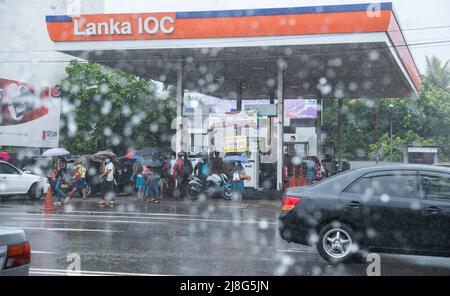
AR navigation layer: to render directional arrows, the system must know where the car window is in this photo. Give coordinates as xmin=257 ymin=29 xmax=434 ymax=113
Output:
xmin=0 ymin=163 xmax=20 ymax=175
xmin=371 ymin=174 xmax=417 ymax=198
xmin=421 ymin=173 xmax=450 ymax=201
xmin=345 ymin=177 xmax=371 ymax=194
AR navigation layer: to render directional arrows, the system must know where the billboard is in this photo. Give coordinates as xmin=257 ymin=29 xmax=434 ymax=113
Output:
xmin=284 ymin=99 xmax=317 ymax=119
xmin=0 ymin=79 xmax=61 ymax=148
xmin=224 ymin=135 xmax=248 ymax=153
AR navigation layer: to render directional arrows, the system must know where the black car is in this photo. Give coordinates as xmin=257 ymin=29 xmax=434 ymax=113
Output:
xmin=279 ymin=164 xmax=450 ymax=264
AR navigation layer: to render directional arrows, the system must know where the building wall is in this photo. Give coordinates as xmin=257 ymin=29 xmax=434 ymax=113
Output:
xmin=0 ymin=0 xmax=105 ymax=87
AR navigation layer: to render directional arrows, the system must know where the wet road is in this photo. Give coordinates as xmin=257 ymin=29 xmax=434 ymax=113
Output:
xmin=0 ymin=195 xmax=449 ymax=276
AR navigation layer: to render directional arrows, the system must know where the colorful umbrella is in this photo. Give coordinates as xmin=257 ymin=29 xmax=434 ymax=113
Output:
xmin=0 ymin=152 xmax=11 ymax=161
xmin=125 ymin=150 xmax=140 ymax=159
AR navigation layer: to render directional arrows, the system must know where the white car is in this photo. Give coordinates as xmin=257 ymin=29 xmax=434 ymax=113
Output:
xmin=0 ymin=161 xmax=49 ymax=200
xmin=0 ymin=227 xmax=30 ymax=275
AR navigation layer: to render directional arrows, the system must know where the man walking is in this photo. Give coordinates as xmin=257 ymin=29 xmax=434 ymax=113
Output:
xmin=98 ymin=157 xmax=115 ymax=205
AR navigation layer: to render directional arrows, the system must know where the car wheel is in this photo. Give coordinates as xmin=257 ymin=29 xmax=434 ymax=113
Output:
xmin=29 ymin=183 xmax=43 ymax=200
xmin=317 ymin=221 xmax=356 ymax=264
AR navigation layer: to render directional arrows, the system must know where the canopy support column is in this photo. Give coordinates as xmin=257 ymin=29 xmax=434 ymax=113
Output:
xmin=176 ymin=59 xmax=184 ymax=155
xmin=276 ymin=65 xmax=284 ymax=191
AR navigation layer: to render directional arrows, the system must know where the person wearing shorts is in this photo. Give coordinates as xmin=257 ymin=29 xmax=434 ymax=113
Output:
xmin=64 ymin=162 xmax=88 ymax=204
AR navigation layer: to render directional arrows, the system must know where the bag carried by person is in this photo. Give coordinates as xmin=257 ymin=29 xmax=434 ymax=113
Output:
xmin=232 ymin=171 xmax=241 ymax=182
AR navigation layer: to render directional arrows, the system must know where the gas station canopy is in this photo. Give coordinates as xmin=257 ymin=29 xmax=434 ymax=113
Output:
xmin=46 ymin=2 xmax=421 ymax=99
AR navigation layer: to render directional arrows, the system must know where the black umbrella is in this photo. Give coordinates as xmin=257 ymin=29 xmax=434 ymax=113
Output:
xmin=136 ymin=156 xmax=163 ymax=168
xmin=93 ymin=150 xmax=117 ymax=162
xmin=75 ymin=154 xmax=93 ymax=165
xmin=139 ymin=147 xmax=161 ymax=157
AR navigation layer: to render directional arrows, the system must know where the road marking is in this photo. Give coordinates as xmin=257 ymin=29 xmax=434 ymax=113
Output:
xmin=61 ymin=210 xmax=201 ymax=217
xmin=30 ymin=268 xmax=175 ymax=276
xmin=31 ymin=251 xmax=56 ymax=254
xmin=11 ymin=217 xmax=164 ymax=225
xmin=276 ymin=249 xmax=316 ymax=254
xmin=0 ymin=226 xmax=123 ymax=233
xmin=7 ymin=215 xmax=277 ymax=225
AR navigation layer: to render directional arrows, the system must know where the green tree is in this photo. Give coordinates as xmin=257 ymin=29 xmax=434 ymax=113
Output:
xmin=58 ymin=60 xmax=176 ymax=155
xmin=425 ymin=56 xmax=450 ymax=90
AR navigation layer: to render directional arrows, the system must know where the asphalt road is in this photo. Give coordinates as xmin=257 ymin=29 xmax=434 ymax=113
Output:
xmin=0 ymin=195 xmax=449 ymax=276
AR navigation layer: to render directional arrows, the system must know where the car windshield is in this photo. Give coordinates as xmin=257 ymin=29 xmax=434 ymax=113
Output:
xmin=0 ymin=0 xmax=449 ymax=279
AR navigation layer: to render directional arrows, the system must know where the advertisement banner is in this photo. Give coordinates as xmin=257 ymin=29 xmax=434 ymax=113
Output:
xmin=224 ymin=135 xmax=248 ymax=153
xmin=0 ymin=79 xmax=61 ymax=148
xmin=284 ymin=99 xmax=317 ymax=119
xmin=209 ymin=110 xmax=257 ymax=129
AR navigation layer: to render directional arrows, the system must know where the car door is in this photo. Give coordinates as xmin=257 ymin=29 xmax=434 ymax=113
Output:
xmin=0 ymin=163 xmax=23 ymax=195
xmin=365 ymin=171 xmax=422 ymax=250
xmin=341 ymin=170 xmax=422 ymax=250
xmin=419 ymin=171 xmax=450 ymax=255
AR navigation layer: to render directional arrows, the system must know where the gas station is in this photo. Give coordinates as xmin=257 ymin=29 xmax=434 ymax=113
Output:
xmin=45 ymin=2 xmax=421 ymax=191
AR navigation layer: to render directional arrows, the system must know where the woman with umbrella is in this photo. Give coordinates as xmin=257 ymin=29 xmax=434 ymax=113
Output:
xmin=225 ymin=154 xmax=251 ymax=201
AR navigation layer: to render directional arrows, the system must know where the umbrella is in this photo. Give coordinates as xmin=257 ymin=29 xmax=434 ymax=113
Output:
xmin=139 ymin=147 xmax=161 ymax=156
xmin=76 ymin=154 xmax=93 ymax=165
xmin=125 ymin=150 xmax=140 ymax=159
xmin=42 ymin=148 xmax=70 ymax=157
xmin=93 ymin=150 xmax=117 ymax=162
xmin=224 ymin=155 xmax=249 ymax=163
xmin=0 ymin=152 xmax=11 ymax=161
xmin=136 ymin=156 xmax=163 ymax=168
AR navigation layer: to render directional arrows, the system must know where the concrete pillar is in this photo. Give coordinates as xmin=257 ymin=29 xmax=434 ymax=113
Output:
xmin=276 ymin=66 xmax=284 ymax=191
xmin=176 ymin=59 xmax=184 ymax=154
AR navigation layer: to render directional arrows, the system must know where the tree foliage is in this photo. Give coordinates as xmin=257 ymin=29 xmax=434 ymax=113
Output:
xmin=323 ymin=56 xmax=450 ymax=162
xmin=58 ymin=60 xmax=176 ymax=155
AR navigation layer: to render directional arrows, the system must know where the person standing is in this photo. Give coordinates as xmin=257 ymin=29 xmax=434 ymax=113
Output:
xmin=142 ymin=165 xmax=151 ymax=201
xmin=135 ymin=168 xmax=146 ymax=202
xmin=98 ymin=157 xmax=115 ymax=205
xmin=231 ymin=161 xmax=249 ymax=200
xmin=148 ymin=168 xmax=161 ymax=203
xmin=210 ymin=151 xmax=224 ymax=174
xmin=54 ymin=159 xmax=67 ymax=204
xmin=172 ymin=152 xmax=184 ymax=199
xmin=305 ymin=157 xmax=317 ymax=185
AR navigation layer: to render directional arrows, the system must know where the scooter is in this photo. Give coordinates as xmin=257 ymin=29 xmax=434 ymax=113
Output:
xmin=187 ymin=173 xmax=232 ymax=200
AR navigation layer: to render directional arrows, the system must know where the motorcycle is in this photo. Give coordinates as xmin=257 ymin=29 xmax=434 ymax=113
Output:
xmin=187 ymin=173 xmax=232 ymax=200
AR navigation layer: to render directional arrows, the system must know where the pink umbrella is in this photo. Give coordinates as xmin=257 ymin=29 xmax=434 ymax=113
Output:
xmin=0 ymin=152 xmax=11 ymax=161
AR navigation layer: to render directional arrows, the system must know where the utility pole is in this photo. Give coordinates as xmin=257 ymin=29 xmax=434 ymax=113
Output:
xmin=389 ymin=104 xmax=394 ymax=162
xmin=338 ymin=99 xmax=343 ymax=172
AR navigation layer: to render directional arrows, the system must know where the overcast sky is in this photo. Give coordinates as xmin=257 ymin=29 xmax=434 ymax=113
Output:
xmin=105 ymin=0 xmax=450 ymax=73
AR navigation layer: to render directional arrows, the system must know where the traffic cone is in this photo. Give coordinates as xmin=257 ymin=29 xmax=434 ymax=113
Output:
xmin=42 ymin=187 xmax=56 ymax=213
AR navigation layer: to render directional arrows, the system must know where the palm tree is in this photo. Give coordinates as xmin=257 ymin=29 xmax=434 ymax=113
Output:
xmin=425 ymin=56 xmax=450 ymax=90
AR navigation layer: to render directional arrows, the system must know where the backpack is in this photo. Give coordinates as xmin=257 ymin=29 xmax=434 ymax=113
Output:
xmin=183 ymin=158 xmax=193 ymax=177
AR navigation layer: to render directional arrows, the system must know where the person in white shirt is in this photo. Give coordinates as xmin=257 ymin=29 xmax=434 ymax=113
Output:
xmin=98 ymin=158 xmax=115 ymax=205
